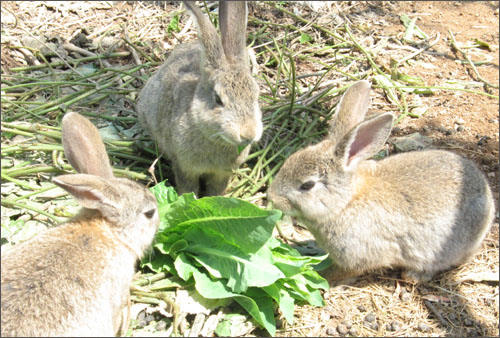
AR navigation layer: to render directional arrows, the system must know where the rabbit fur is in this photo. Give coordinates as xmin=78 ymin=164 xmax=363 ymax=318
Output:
xmin=1 ymin=112 xmax=159 ymax=337
xmin=268 ymin=80 xmax=495 ymax=283
xmin=137 ymin=1 xmax=262 ymax=197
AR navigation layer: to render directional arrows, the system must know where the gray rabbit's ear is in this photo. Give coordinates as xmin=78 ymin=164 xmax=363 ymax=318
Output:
xmin=53 ymin=174 xmax=121 ymax=217
xmin=328 ymin=80 xmax=372 ymax=143
xmin=61 ymin=112 xmax=114 ymax=179
xmin=183 ymin=1 xmax=225 ymax=68
xmin=219 ymin=0 xmax=248 ymax=65
xmin=334 ymin=113 xmax=394 ymax=171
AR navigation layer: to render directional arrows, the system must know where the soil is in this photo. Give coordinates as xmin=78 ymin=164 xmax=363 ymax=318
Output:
xmin=385 ymin=1 xmax=499 ymax=202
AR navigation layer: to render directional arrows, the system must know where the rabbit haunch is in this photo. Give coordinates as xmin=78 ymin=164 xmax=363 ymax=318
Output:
xmin=2 ymin=210 xmax=144 ymax=337
xmin=268 ymin=80 xmax=494 ymax=283
xmin=137 ymin=1 xmax=262 ymax=197
xmin=1 ymin=112 xmax=159 ymax=337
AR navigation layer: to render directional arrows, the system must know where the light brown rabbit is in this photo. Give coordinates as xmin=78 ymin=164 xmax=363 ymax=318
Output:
xmin=268 ymin=80 xmax=494 ymax=283
xmin=1 ymin=112 xmax=159 ymax=337
xmin=137 ymin=1 xmax=262 ymax=197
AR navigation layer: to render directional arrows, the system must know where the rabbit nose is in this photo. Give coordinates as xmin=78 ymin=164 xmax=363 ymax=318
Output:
xmin=238 ymin=135 xmax=253 ymax=146
xmin=238 ymin=127 xmax=257 ymax=146
xmin=239 ymin=121 xmax=262 ymax=145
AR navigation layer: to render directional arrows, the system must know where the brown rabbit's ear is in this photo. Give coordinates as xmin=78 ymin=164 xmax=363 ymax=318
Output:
xmin=329 ymin=80 xmax=371 ymax=143
xmin=61 ymin=112 xmax=114 ymax=179
xmin=219 ymin=0 xmax=248 ymax=65
xmin=53 ymin=174 xmax=121 ymax=216
xmin=335 ymin=113 xmax=394 ymax=171
xmin=183 ymin=1 xmax=225 ymax=68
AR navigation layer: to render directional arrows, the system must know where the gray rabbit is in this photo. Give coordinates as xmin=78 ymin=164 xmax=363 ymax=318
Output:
xmin=137 ymin=1 xmax=262 ymax=197
xmin=268 ymin=80 xmax=494 ymax=283
xmin=1 ymin=112 xmax=159 ymax=336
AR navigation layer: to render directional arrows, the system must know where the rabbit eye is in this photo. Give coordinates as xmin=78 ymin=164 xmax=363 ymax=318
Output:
xmin=299 ymin=181 xmax=315 ymax=191
xmin=214 ymin=92 xmax=223 ymax=106
xmin=144 ymin=209 xmax=156 ymax=219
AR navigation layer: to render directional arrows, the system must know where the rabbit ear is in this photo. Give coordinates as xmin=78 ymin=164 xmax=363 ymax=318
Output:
xmin=335 ymin=113 xmax=394 ymax=171
xmin=183 ymin=1 xmax=225 ymax=68
xmin=53 ymin=174 xmax=121 ymax=217
xmin=329 ymin=80 xmax=372 ymax=143
xmin=61 ymin=112 xmax=114 ymax=179
xmin=219 ymin=0 xmax=248 ymax=65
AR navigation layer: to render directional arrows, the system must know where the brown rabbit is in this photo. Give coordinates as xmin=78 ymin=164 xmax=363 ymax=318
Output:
xmin=1 ymin=112 xmax=159 ymax=337
xmin=137 ymin=1 xmax=262 ymax=197
xmin=268 ymin=80 xmax=494 ymax=283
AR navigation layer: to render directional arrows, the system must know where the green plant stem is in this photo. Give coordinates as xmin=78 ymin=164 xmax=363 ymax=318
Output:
xmin=131 ymin=291 xmax=179 ymax=336
xmin=380 ymin=85 xmax=499 ymax=99
xmin=3 ymin=166 xmax=64 ymax=178
xmin=2 ymin=163 xmax=148 ymax=180
xmin=13 ymin=186 xmax=59 ymax=202
xmin=448 ymin=30 xmax=498 ymax=89
xmin=133 ymin=272 xmax=168 ymax=286
xmin=1 ymin=172 xmax=40 ymax=190
xmin=2 ymin=144 xmax=63 ymax=155
xmin=287 ymin=53 xmax=296 ymax=115
xmin=9 ymin=52 xmax=131 ymax=72
xmin=1 ymin=199 xmax=61 ymax=223
xmin=2 ymin=81 xmax=96 ymax=92
xmin=1 ymin=122 xmax=61 ymax=139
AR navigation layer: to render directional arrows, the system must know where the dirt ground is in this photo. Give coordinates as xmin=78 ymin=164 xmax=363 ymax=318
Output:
xmin=1 ymin=1 xmax=499 ymax=337
xmin=387 ymin=1 xmax=499 ymax=199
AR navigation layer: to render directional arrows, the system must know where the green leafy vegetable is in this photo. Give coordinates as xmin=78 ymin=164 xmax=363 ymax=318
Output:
xmin=167 ymin=13 xmax=180 ymax=36
xmin=400 ymin=14 xmax=428 ymax=41
xmin=237 ymin=145 xmax=246 ymax=154
xmin=300 ymin=32 xmax=312 ymax=44
xmin=142 ymin=182 xmax=329 ymax=336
